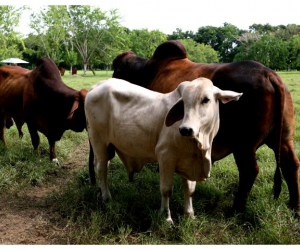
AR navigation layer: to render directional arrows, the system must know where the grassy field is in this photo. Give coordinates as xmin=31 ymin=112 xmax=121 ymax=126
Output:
xmin=0 ymin=70 xmax=300 ymax=244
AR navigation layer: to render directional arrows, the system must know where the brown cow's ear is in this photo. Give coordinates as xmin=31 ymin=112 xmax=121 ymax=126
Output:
xmin=165 ymin=98 xmax=184 ymax=127
xmin=67 ymin=100 xmax=79 ymax=119
xmin=79 ymin=89 xmax=88 ymax=101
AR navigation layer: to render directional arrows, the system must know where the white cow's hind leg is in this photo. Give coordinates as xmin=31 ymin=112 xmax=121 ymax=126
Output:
xmin=181 ymin=177 xmax=196 ymax=218
xmin=96 ymin=156 xmax=112 ymax=203
xmin=89 ymin=133 xmax=112 ymax=203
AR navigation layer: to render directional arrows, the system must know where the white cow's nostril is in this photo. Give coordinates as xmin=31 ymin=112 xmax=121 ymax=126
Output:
xmin=179 ymin=126 xmax=193 ymax=137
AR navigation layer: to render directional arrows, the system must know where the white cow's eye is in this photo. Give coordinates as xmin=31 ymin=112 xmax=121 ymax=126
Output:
xmin=201 ymin=97 xmax=210 ymax=104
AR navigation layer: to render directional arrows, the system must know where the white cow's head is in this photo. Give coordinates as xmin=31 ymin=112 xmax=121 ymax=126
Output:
xmin=165 ymin=77 xmax=242 ymax=178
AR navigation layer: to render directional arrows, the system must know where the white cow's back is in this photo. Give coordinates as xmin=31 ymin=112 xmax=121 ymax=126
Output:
xmin=86 ymin=78 xmax=178 ymax=166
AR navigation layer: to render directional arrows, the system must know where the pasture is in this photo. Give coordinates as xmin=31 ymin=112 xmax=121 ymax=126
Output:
xmin=0 ymin=70 xmax=300 ymax=244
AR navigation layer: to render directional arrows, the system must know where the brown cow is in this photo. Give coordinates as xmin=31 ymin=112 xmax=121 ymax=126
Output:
xmin=111 ymin=40 xmax=300 ymax=212
xmin=0 ymin=57 xmax=87 ymax=165
xmin=58 ymin=66 xmax=65 ymax=76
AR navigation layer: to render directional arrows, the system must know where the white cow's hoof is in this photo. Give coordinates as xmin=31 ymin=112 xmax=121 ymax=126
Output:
xmin=166 ymin=218 xmax=174 ymax=225
xmin=185 ymin=212 xmax=195 ymax=219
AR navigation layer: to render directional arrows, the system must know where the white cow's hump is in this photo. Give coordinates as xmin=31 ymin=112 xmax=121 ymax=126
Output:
xmin=90 ymin=78 xmax=161 ymax=101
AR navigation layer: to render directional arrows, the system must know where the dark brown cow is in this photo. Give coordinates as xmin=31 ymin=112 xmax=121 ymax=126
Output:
xmin=111 ymin=40 xmax=300 ymax=212
xmin=72 ymin=68 xmax=77 ymax=75
xmin=58 ymin=66 xmax=66 ymax=76
xmin=0 ymin=57 xmax=87 ymax=165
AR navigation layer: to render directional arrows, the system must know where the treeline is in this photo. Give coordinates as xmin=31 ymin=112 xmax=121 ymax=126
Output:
xmin=1 ymin=6 xmax=300 ymax=73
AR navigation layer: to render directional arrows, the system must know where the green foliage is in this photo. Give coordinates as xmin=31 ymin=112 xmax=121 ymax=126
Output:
xmin=64 ymin=50 xmax=78 ymax=68
xmin=2 ymin=5 xmax=299 ymax=70
xmin=249 ymin=23 xmax=277 ymax=34
xmin=234 ymin=35 xmax=289 ymax=70
xmin=194 ymin=23 xmax=240 ymax=62
xmin=168 ymin=28 xmax=195 ymax=40
xmin=274 ymin=24 xmax=300 ymax=41
xmin=68 ymin=6 xmax=125 ymax=75
xmin=0 ymin=6 xmax=26 ymax=61
xmin=29 ymin=6 xmax=69 ymax=64
xmin=127 ymin=29 xmax=167 ymax=58
xmin=289 ymin=34 xmax=300 ymax=69
xmin=179 ymin=39 xmax=219 ymax=63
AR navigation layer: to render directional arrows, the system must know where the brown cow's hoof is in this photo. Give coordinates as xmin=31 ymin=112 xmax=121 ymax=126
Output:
xmin=288 ymin=201 xmax=300 ymax=213
xmin=52 ymin=158 xmax=60 ymax=166
xmin=232 ymin=199 xmax=247 ymax=214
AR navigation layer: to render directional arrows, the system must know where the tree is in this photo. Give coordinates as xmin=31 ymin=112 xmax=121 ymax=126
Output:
xmin=179 ymin=39 xmax=219 ymax=63
xmin=168 ymin=28 xmax=194 ymax=40
xmin=234 ymin=35 xmax=289 ymax=70
xmin=0 ymin=6 xmax=26 ymax=61
xmin=30 ymin=6 xmax=69 ymax=64
xmin=67 ymin=6 xmax=124 ymax=75
xmin=194 ymin=26 xmax=220 ymax=50
xmin=249 ymin=23 xmax=277 ymax=34
xmin=22 ymin=34 xmax=41 ymax=66
xmin=289 ymin=34 xmax=300 ymax=70
xmin=275 ymin=24 xmax=300 ymax=41
xmin=127 ymin=29 xmax=167 ymax=58
xmin=63 ymin=49 xmax=78 ymax=75
xmin=194 ymin=23 xmax=241 ymax=62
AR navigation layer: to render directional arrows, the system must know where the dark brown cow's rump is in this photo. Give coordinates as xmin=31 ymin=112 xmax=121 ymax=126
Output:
xmin=111 ymin=40 xmax=300 ymax=212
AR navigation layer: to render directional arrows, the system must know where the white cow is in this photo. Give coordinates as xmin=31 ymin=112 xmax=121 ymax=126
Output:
xmin=85 ymin=77 xmax=242 ymax=223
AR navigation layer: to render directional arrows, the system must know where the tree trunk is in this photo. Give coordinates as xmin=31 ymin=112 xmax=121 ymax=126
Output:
xmin=83 ymin=63 xmax=88 ymax=76
xmin=90 ymin=64 xmax=96 ymax=76
xmin=69 ymin=65 xmax=73 ymax=75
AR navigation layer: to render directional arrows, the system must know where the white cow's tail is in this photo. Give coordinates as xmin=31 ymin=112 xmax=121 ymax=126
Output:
xmin=89 ymin=139 xmax=96 ymax=185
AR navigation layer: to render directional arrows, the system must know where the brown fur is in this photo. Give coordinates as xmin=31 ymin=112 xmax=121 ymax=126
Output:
xmin=0 ymin=58 xmax=87 ymax=162
xmin=112 ymin=40 xmax=300 ymax=211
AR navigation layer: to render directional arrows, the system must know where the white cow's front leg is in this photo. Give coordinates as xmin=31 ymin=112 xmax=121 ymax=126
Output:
xmin=96 ymin=157 xmax=112 ymax=203
xmin=159 ymin=167 xmax=174 ymax=224
xmin=181 ymin=177 xmax=196 ymax=218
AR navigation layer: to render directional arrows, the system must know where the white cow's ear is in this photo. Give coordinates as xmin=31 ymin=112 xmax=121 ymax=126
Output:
xmin=165 ymin=98 xmax=184 ymax=127
xmin=213 ymin=86 xmax=243 ymax=104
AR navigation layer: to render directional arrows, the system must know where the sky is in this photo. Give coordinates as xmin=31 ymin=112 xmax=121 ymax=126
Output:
xmin=5 ymin=0 xmax=300 ymax=35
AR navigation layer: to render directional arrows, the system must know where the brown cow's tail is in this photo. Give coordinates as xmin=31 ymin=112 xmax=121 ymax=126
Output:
xmin=270 ymin=73 xmax=285 ymax=199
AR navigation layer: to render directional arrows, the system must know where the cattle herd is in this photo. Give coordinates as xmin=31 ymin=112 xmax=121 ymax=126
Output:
xmin=0 ymin=41 xmax=299 ymax=223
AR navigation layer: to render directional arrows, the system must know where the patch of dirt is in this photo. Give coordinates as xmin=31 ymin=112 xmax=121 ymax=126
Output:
xmin=0 ymin=139 xmax=89 ymax=244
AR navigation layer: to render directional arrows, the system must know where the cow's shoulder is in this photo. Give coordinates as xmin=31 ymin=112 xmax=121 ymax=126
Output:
xmin=152 ymin=40 xmax=187 ymax=61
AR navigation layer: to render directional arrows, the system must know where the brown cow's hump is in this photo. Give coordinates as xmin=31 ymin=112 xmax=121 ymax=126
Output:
xmin=114 ymin=51 xmax=136 ymax=61
xmin=152 ymin=40 xmax=187 ymax=61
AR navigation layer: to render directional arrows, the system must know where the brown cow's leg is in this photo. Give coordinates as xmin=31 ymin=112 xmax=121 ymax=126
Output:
xmin=280 ymin=141 xmax=300 ymax=211
xmin=0 ymin=113 xmax=7 ymax=146
xmin=5 ymin=117 xmax=13 ymax=129
xmin=48 ymin=139 xmax=59 ymax=165
xmin=16 ymin=123 xmax=24 ymax=139
xmin=27 ymin=123 xmax=40 ymax=155
xmin=232 ymin=148 xmax=259 ymax=212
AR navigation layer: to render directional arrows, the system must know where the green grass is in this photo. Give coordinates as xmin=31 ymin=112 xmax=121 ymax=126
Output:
xmin=1 ymin=70 xmax=300 ymax=244
xmin=61 ymin=70 xmax=113 ymax=90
